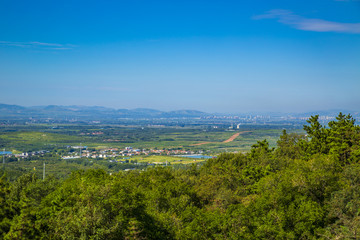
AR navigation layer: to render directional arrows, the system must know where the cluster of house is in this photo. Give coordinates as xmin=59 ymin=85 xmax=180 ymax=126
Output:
xmin=62 ymin=146 xmax=196 ymax=160
xmin=14 ymin=150 xmax=50 ymax=158
xmin=79 ymin=131 xmax=104 ymax=135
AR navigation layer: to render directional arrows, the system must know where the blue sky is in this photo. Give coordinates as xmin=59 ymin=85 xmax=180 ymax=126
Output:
xmin=0 ymin=0 xmax=359 ymax=113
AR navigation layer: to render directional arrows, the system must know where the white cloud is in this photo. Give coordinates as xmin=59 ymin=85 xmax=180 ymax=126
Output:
xmin=254 ymin=9 xmax=360 ymax=34
xmin=0 ymin=41 xmax=76 ymax=50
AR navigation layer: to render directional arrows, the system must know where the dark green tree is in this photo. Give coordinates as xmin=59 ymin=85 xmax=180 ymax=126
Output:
xmin=276 ymin=129 xmax=305 ymax=160
xmin=302 ymin=115 xmax=329 ymax=157
xmin=0 ymin=175 xmax=13 ymax=239
xmin=327 ymin=113 xmax=360 ymax=163
xmin=302 ymin=113 xmax=360 ymax=163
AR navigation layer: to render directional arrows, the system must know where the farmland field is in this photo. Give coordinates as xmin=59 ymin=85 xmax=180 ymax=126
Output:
xmin=0 ymin=123 xmax=304 ymax=179
xmin=0 ymin=123 xmax=303 ymax=153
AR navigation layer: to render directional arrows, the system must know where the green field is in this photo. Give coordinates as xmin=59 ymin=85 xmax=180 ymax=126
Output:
xmin=0 ymin=123 xmax=304 ymax=179
xmin=130 ymin=155 xmax=208 ymax=165
xmin=0 ymin=124 xmax=304 ymax=153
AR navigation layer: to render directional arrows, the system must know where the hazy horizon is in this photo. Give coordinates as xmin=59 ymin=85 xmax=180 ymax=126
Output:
xmin=1 ymin=0 xmax=359 ymax=113
xmin=1 ymin=102 xmax=359 ymax=115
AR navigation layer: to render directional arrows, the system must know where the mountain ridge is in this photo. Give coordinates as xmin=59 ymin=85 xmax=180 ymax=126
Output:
xmin=0 ymin=103 xmax=359 ymax=121
xmin=0 ymin=103 xmax=209 ymax=120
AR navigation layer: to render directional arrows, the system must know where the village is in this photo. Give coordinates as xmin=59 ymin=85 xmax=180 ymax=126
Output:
xmin=61 ymin=145 xmax=202 ymax=160
xmin=0 ymin=146 xmax=204 ymax=161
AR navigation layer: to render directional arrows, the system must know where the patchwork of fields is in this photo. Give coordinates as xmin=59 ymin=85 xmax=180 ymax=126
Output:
xmin=0 ymin=123 xmax=304 ymax=179
xmin=0 ymin=124 xmax=303 ymax=152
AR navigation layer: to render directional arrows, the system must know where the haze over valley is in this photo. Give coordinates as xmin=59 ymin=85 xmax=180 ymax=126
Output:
xmin=1 ymin=0 xmax=360 ymax=239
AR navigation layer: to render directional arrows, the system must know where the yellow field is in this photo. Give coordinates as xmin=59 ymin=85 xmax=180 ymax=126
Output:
xmin=130 ymin=155 xmax=207 ymax=165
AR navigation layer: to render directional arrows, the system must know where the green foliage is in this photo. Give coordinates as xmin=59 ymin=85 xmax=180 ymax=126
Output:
xmin=323 ymin=164 xmax=360 ymax=239
xmin=36 ymin=170 xmax=165 ymax=239
xmin=303 ymin=115 xmax=329 ymax=156
xmin=0 ymin=175 xmax=13 ymax=239
xmin=327 ymin=113 xmax=360 ymax=163
xmin=3 ymin=173 xmax=60 ymax=239
xmin=276 ymin=129 xmax=305 ymax=160
xmin=301 ymin=113 xmax=360 ymax=164
xmin=0 ymin=113 xmax=359 ymax=239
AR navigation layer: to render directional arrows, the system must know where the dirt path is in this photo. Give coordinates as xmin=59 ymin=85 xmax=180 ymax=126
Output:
xmin=190 ymin=131 xmax=251 ymax=146
xmin=222 ymin=132 xmax=241 ymax=143
xmin=223 ymin=131 xmax=251 ymax=143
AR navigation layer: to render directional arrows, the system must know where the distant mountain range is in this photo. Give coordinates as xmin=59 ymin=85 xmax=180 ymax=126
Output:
xmin=0 ymin=103 xmax=359 ymax=121
xmin=0 ymin=103 xmax=209 ymax=120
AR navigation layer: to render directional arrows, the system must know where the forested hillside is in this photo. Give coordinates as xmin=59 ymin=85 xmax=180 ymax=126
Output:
xmin=1 ymin=113 xmax=360 ymax=239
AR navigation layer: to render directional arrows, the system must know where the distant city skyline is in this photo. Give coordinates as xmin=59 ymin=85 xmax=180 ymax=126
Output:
xmin=1 ymin=0 xmax=359 ymax=113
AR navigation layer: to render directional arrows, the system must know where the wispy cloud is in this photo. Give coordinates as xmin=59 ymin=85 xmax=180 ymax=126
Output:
xmin=254 ymin=9 xmax=360 ymax=34
xmin=0 ymin=41 xmax=76 ymax=50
